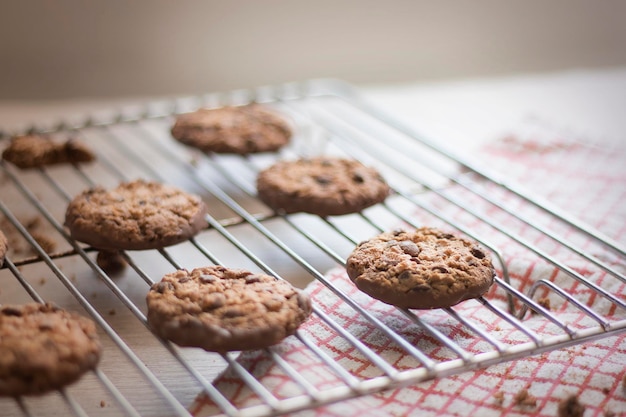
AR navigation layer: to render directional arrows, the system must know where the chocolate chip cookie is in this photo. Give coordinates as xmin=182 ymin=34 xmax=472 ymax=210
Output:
xmin=346 ymin=228 xmax=495 ymax=309
xmin=64 ymin=179 xmax=208 ymax=251
xmin=146 ymin=266 xmax=312 ymax=352
xmin=0 ymin=230 xmax=7 ymax=266
xmin=0 ymin=302 xmax=101 ymax=396
xmin=256 ymin=157 xmax=390 ymax=216
xmin=171 ymin=104 xmax=291 ymax=154
xmin=2 ymin=135 xmax=95 ymax=169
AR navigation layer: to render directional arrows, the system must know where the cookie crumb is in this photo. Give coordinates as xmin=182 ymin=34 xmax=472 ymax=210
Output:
xmin=538 ymin=296 xmax=551 ymax=309
xmin=493 ymin=391 xmax=504 ymax=406
xmin=96 ymin=250 xmax=127 ymax=275
xmin=558 ymin=395 xmax=585 ymax=417
xmin=38 ymin=277 xmax=47 ymax=286
xmin=1 ymin=215 xmax=57 ymax=258
xmin=514 ymin=388 xmax=537 ymax=408
xmin=32 ymin=232 xmax=56 ymax=254
xmin=108 ymin=309 xmax=116 ymax=316
xmin=602 ymin=387 xmax=610 ymax=394
xmin=604 ymin=410 xmax=615 ymax=417
xmin=100 ymin=400 xmax=106 ymax=408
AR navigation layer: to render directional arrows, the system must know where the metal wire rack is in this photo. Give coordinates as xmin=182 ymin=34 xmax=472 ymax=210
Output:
xmin=0 ymin=79 xmax=624 ymax=417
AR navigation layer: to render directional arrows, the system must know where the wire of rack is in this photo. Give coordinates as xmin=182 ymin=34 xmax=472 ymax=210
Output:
xmin=0 ymin=79 xmax=624 ymax=417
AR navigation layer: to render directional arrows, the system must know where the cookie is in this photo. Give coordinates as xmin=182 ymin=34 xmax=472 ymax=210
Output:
xmin=146 ymin=265 xmax=312 ymax=352
xmin=346 ymin=227 xmax=495 ymax=309
xmin=0 ymin=302 xmax=101 ymax=396
xmin=2 ymin=135 xmax=95 ymax=169
xmin=0 ymin=230 xmax=7 ymax=266
xmin=171 ymin=104 xmax=291 ymax=154
xmin=64 ymin=179 xmax=208 ymax=251
xmin=256 ymin=157 xmax=390 ymax=216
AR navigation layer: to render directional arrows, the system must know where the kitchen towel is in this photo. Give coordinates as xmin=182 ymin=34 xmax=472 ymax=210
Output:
xmin=192 ymin=119 xmax=626 ymax=417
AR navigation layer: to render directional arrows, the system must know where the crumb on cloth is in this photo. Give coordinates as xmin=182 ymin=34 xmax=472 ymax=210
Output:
xmin=514 ymin=388 xmax=537 ymax=408
xmin=558 ymin=395 xmax=585 ymax=417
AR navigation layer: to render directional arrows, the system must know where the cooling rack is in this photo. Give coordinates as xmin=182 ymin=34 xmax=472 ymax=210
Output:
xmin=0 ymin=79 xmax=624 ymax=417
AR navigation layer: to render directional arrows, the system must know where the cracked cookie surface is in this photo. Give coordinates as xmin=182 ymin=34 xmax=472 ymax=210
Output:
xmin=346 ymin=227 xmax=495 ymax=309
xmin=0 ymin=302 xmax=101 ymax=396
xmin=171 ymin=104 xmax=291 ymax=154
xmin=146 ymin=266 xmax=312 ymax=352
xmin=64 ymin=179 xmax=208 ymax=251
xmin=256 ymin=157 xmax=390 ymax=216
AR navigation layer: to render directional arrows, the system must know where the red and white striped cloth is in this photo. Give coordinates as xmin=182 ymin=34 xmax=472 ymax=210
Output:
xmin=192 ymin=122 xmax=626 ymax=417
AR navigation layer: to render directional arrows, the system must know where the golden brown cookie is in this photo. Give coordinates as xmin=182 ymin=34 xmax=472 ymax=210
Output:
xmin=256 ymin=157 xmax=390 ymax=216
xmin=64 ymin=179 xmax=208 ymax=251
xmin=2 ymin=135 xmax=95 ymax=169
xmin=146 ymin=266 xmax=312 ymax=352
xmin=346 ymin=228 xmax=495 ymax=309
xmin=0 ymin=302 xmax=101 ymax=397
xmin=171 ymin=104 xmax=291 ymax=154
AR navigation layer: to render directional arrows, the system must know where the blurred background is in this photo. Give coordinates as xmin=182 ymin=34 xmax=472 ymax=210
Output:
xmin=1 ymin=0 xmax=625 ymax=100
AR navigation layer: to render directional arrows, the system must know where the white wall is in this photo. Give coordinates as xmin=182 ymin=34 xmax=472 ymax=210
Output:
xmin=1 ymin=0 xmax=625 ymax=99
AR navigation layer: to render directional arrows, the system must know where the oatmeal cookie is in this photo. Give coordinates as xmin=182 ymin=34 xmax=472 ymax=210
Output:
xmin=346 ymin=227 xmax=495 ymax=309
xmin=0 ymin=302 xmax=101 ymax=396
xmin=64 ymin=179 xmax=208 ymax=251
xmin=171 ymin=104 xmax=291 ymax=154
xmin=256 ymin=157 xmax=390 ymax=216
xmin=146 ymin=266 xmax=312 ymax=352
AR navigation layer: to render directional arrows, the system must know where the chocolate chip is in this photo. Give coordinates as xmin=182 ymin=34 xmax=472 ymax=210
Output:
xmin=178 ymin=277 xmax=191 ymax=284
xmin=245 ymin=275 xmax=261 ymax=284
xmin=352 ymin=173 xmax=364 ymax=183
xmin=222 ymin=307 xmax=245 ymax=318
xmin=200 ymin=274 xmax=217 ymax=284
xmin=38 ymin=320 xmax=54 ymax=331
xmin=262 ymin=298 xmax=283 ymax=312
xmin=410 ymin=284 xmax=430 ymax=292
xmin=432 ymin=266 xmax=449 ymax=273
xmin=1 ymin=306 xmax=23 ymax=316
xmin=203 ymin=294 xmax=225 ymax=310
xmin=471 ymin=247 xmax=486 ymax=259
xmin=154 ymin=281 xmax=174 ymax=293
xmin=398 ymin=270 xmax=412 ymax=280
xmin=398 ymin=241 xmax=421 ymax=257
xmin=314 ymin=175 xmax=332 ymax=185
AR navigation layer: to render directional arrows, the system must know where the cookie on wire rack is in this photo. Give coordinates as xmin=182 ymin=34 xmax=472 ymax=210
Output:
xmin=0 ymin=302 xmax=102 ymax=397
xmin=171 ymin=104 xmax=292 ymax=154
xmin=346 ymin=227 xmax=495 ymax=309
xmin=146 ymin=266 xmax=312 ymax=352
xmin=256 ymin=156 xmax=390 ymax=216
xmin=2 ymin=134 xmax=95 ymax=169
xmin=64 ymin=179 xmax=208 ymax=251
